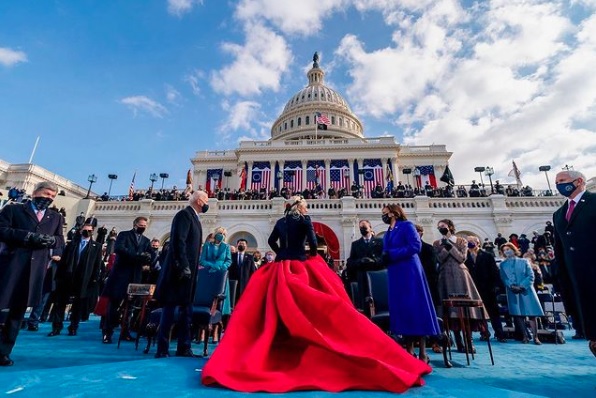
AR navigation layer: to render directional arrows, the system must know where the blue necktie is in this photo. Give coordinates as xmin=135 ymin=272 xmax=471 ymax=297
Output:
xmin=79 ymin=240 xmax=87 ymax=256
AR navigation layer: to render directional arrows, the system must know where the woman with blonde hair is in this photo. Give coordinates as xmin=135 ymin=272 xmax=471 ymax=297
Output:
xmin=499 ymin=242 xmax=544 ymax=344
xmin=203 ymin=196 xmax=432 ymax=393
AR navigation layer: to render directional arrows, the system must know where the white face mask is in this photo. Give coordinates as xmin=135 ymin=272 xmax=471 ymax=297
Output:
xmin=503 ymin=249 xmax=515 ymax=258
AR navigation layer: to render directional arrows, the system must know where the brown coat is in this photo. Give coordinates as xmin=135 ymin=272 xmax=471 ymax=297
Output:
xmin=434 ymin=236 xmax=487 ymax=320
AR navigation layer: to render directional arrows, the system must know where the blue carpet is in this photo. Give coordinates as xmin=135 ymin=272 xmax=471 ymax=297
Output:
xmin=0 ymin=316 xmax=594 ymax=397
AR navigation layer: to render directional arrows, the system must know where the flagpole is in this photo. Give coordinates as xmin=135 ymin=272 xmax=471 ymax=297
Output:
xmin=315 ymin=119 xmax=318 ymax=140
xmin=28 ymin=136 xmax=40 ymax=164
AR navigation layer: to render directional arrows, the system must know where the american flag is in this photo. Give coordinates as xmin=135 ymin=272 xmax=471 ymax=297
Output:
xmin=205 ymin=168 xmax=223 ymax=195
xmin=330 ymin=168 xmax=349 ymax=190
xmin=306 ymin=166 xmax=326 ymax=190
xmin=362 ymin=167 xmax=384 ymax=197
xmin=316 ymin=112 xmax=331 ymax=126
xmin=415 ymin=165 xmax=437 ymax=188
xmin=283 ymin=161 xmax=302 ymax=192
xmin=251 ymin=162 xmax=271 ymax=191
xmin=128 ymin=172 xmax=136 ymax=199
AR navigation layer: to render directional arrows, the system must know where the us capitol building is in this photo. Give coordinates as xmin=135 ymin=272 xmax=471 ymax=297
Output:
xmin=1 ymin=54 xmax=572 ymax=262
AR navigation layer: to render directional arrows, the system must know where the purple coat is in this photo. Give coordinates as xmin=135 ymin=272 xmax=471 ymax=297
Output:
xmin=383 ymin=220 xmax=440 ymax=336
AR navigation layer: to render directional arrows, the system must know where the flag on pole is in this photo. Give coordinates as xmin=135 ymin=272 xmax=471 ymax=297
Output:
xmin=315 ymin=112 xmax=330 ymax=130
xmin=415 ymin=165 xmax=438 ymax=188
xmin=508 ymin=160 xmax=523 ymax=188
xmin=440 ymin=165 xmax=455 ymax=186
xmin=128 ymin=172 xmax=136 ymax=200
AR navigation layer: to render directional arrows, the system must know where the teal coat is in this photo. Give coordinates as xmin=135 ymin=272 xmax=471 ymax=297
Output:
xmin=199 ymin=241 xmax=232 ymax=315
xmin=499 ymin=257 xmax=544 ymax=317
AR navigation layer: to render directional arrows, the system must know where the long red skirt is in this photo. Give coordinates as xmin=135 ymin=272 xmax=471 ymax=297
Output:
xmin=201 ymin=255 xmax=431 ymax=393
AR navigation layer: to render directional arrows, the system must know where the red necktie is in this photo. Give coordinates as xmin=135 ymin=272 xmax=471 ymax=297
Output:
xmin=36 ymin=210 xmax=43 ymax=222
xmin=565 ymin=200 xmax=576 ymax=222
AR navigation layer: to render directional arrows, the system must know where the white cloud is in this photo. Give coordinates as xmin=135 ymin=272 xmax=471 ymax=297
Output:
xmin=167 ymin=0 xmax=203 ymax=17
xmin=210 ymin=23 xmax=292 ymax=96
xmin=165 ymin=84 xmax=181 ymax=104
xmin=235 ymin=0 xmax=347 ymax=36
xmin=337 ymin=1 xmax=596 ymax=188
xmin=0 ymin=47 xmax=27 ymax=67
xmin=120 ymin=96 xmax=168 ymax=118
xmin=220 ymin=100 xmax=261 ymax=132
xmin=185 ymin=69 xmax=204 ymax=96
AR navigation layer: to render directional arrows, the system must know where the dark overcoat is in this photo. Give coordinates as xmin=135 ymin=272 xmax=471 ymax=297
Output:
xmin=0 ymin=201 xmax=64 ymax=309
xmin=102 ymin=229 xmax=151 ymax=301
xmin=231 ymin=251 xmax=257 ymax=298
xmin=55 ymin=237 xmax=102 ymax=298
xmin=155 ymin=206 xmax=202 ymax=305
xmin=553 ymin=191 xmax=596 ymax=339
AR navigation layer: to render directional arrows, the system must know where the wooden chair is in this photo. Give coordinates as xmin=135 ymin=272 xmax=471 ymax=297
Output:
xmin=442 ymin=295 xmax=494 ymax=366
xmin=117 ymin=283 xmax=156 ymax=349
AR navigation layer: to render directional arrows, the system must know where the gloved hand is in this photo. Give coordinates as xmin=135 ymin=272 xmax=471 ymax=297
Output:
xmin=26 ymin=232 xmax=56 ymax=248
xmin=138 ymin=252 xmax=152 ymax=265
xmin=441 ymin=239 xmax=452 ymax=250
xmin=510 ymin=285 xmax=522 ymax=294
xmin=178 ymin=266 xmax=192 ymax=280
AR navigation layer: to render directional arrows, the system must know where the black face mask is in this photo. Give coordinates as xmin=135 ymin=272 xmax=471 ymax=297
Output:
xmin=32 ymin=196 xmax=53 ymax=211
xmin=81 ymin=230 xmax=91 ymax=238
xmin=382 ymin=214 xmax=391 ymax=225
xmin=135 ymin=226 xmax=146 ymax=235
xmin=201 ymin=204 xmax=209 ymax=213
xmin=359 ymin=227 xmax=369 ymax=236
xmin=237 ymin=245 xmax=246 ymax=252
xmin=438 ymin=227 xmax=449 ymax=235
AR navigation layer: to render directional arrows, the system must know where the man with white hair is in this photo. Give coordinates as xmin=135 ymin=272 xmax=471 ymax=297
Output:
xmin=0 ymin=181 xmax=64 ymax=366
xmin=154 ymin=190 xmax=209 ymax=358
xmin=552 ymin=170 xmax=596 ymax=358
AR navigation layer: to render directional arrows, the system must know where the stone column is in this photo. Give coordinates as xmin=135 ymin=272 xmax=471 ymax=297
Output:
xmin=324 ymin=159 xmax=331 ymax=192
xmin=381 ymin=158 xmax=388 ymax=186
xmin=246 ymin=161 xmax=253 ymax=190
xmin=301 ymin=160 xmax=307 ymax=192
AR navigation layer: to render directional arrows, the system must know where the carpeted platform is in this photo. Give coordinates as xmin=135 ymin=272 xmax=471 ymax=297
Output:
xmin=0 ymin=316 xmax=594 ymax=397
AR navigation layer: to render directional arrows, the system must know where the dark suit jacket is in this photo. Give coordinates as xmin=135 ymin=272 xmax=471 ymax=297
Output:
xmin=230 ymin=251 xmax=257 ymax=298
xmin=155 ymin=206 xmax=202 ymax=305
xmin=268 ymin=214 xmax=317 ymax=261
xmin=553 ymin=191 xmax=596 ymax=339
xmin=419 ymin=240 xmax=439 ymax=305
xmin=345 ymin=237 xmax=384 ymax=281
xmin=464 ymin=249 xmax=502 ymax=304
xmin=0 ymin=201 xmax=64 ymax=309
xmin=102 ymin=229 xmax=151 ymax=301
xmin=55 ymin=237 xmax=102 ymax=298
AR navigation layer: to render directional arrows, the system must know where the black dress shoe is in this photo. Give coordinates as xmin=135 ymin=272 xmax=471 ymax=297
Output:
xmin=67 ymin=327 xmax=77 ymax=336
xmin=47 ymin=330 xmax=61 ymax=337
xmin=102 ymin=334 xmax=113 ymax=344
xmin=154 ymin=351 xmax=170 ymax=359
xmin=27 ymin=325 xmax=39 ymax=332
xmin=175 ymin=348 xmax=198 ymax=358
xmin=0 ymin=355 xmax=14 ymax=366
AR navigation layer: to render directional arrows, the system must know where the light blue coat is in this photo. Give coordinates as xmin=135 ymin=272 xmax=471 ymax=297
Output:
xmin=200 ymin=241 xmax=232 ymax=315
xmin=499 ymin=257 xmax=544 ymax=317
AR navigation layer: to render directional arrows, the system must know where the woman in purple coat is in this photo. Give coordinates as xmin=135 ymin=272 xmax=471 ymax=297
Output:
xmin=382 ymin=204 xmax=440 ymax=362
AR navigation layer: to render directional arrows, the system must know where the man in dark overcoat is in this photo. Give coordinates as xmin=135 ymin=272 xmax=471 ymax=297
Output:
xmin=154 ymin=191 xmax=209 ymax=358
xmin=464 ymin=236 xmax=506 ymax=342
xmin=230 ymin=238 xmax=257 ymax=301
xmin=552 ymin=170 xmax=596 ymax=357
xmin=101 ymin=216 xmax=151 ymax=343
xmin=0 ymin=181 xmax=64 ymax=366
xmin=48 ymin=223 xmax=102 ymax=336
xmin=345 ymin=220 xmax=384 ymax=310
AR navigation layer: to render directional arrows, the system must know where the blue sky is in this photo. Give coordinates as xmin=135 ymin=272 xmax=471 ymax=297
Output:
xmin=1 ymin=0 xmax=595 ymax=195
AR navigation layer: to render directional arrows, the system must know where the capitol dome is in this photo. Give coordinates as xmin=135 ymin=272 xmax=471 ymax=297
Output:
xmin=271 ymin=53 xmax=364 ymax=141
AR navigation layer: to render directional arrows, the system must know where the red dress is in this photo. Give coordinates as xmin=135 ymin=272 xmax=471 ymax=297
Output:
xmin=201 ymin=255 xmax=432 ymax=393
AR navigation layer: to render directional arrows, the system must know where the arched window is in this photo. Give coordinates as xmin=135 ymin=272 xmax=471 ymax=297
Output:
xmin=284 ymin=122 xmax=287 ymax=130
xmin=297 ymin=117 xmax=302 ymax=126
xmin=306 ymin=116 xmax=310 ymax=125
xmin=331 ymin=116 xmax=335 ymax=125
xmin=290 ymin=120 xmax=294 ymax=128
